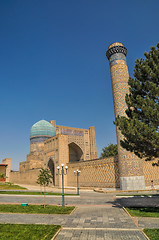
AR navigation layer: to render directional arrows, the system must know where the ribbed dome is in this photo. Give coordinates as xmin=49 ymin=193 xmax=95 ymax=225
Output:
xmin=30 ymin=120 xmax=56 ymax=138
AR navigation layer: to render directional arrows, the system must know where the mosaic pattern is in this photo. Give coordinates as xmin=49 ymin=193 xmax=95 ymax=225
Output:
xmin=106 ymin=43 xmax=144 ymax=181
xmin=30 ymin=120 xmax=56 ymax=138
xmin=143 ymin=159 xmax=159 ymax=185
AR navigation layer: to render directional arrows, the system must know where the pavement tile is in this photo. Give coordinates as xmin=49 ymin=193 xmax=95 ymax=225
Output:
xmin=0 ymin=190 xmax=157 ymax=239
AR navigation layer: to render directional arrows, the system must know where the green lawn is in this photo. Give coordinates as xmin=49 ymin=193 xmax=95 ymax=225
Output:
xmin=0 ymin=182 xmax=26 ymax=190
xmin=0 ymin=190 xmax=75 ymax=195
xmin=0 ymin=204 xmax=75 ymax=214
xmin=0 ymin=224 xmax=60 ymax=240
xmin=126 ymin=207 xmax=159 ymax=217
xmin=144 ymin=229 xmax=159 ymax=240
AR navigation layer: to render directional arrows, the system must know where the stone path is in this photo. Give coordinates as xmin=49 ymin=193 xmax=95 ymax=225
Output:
xmin=0 ymin=191 xmax=151 ymax=239
xmin=0 ymin=192 xmax=115 ymax=206
xmin=137 ymin=217 xmax=159 ymax=229
xmin=56 ymin=228 xmax=146 ymax=240
xmin=0 ymin=206 xmax=147 ymax=239
xmin=0 ymin=206 xmax=136 ymax=228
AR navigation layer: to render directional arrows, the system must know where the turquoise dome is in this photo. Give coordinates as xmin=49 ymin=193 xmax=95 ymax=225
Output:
xmin=30 ymin=120 xmax=56 ymax=138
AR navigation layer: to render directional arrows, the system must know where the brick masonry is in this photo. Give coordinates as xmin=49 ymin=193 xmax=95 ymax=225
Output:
xmin=67 ymin=156 xmax=120 ymax=188
xmin=106 ymin=42 xmax=145 ymax=190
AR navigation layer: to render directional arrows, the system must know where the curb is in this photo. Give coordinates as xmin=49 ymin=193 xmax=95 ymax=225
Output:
xmin=123 ymin=207 xmax=150 ymax=240
xmin=51 ymin=227 xmax=62 ymax=240
xmin=141 ymin=230 xmax=150 ymax=240
xmin=123 ymin=207 xmax=138 ymax=227
xmin=70 ymin=206 xmax=77 ymax=215
xmin=94 ymin=188 xmax=159 ymax=194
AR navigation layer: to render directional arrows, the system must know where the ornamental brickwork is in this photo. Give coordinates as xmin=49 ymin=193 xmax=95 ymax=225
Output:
xmin=143 ymin=159 xmax=159 ymax=186
xmin=106 ymin=42 xmax=145 ymax=190
xmin=67 ymin=156 xmax=119 ymax=188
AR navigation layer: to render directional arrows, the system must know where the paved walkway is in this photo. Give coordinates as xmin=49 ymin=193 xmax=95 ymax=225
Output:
xmin=0 ymin=190 xmax=151 ymax=239
xmin=0 ymin=206 xmax=136 ymax=228
xmin=56 ymin=228 xmax=146 ymax=240
xmin=0 ymin=206 xmax=147 ymax=239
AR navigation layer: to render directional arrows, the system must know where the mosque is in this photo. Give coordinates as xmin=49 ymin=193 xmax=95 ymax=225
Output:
xmin=1 ymin=42 xmax=159 ymax=190
xmin=11 ymin=119 xmax=97 ymax=187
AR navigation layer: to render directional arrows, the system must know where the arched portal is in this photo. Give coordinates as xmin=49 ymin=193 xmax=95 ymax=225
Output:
xmin=69 ymin=142 xmax=83 ymax=162
xmin=48 ymin=158 xmax=55 ymax=185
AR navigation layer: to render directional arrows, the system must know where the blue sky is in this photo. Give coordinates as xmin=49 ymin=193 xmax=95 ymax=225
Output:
xmin=0 ymin=0 xmax=159 ymax=170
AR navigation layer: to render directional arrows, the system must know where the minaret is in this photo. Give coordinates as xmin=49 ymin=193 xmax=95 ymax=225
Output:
xmin=106 ymin=42 xmax=145 ymax=190
xmin=89 ymin=126 xmax=97 ymax=160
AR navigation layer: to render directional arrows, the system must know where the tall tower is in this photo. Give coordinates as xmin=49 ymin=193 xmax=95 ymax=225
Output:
xmin=89 ymin=126 xmax=97 ymax=160
xmin=106 ymin=42 xmax=145 ymax=190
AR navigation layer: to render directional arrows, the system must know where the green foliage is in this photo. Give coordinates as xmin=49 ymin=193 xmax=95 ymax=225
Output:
xmin=0 ymin=204 xmax=75 ymax=214
xmin=115 ymin=43 xmax=159 ymax=162
xmin=0 ymin=173 xmax=5 ymax=178
xmin=100 ymin=144 xmax=118 ymax=158
xmin=37 ymin=168 xmax=53 ymax=207
xmin=37 ymin=168 xmax=53 ymax=187
xmin=144 ymin=229 xmax=159 ymax=240
xmin=126 ymin=207 xmax=159 ymax=218
xmin=0 ymin=224 xmax=60 ymax=240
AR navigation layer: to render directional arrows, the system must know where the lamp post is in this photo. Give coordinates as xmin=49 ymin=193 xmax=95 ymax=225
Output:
xmin=57 ymin=164 xmax=68 ymax=207
xmin=74 ymin=169 xmax=80 ymax=195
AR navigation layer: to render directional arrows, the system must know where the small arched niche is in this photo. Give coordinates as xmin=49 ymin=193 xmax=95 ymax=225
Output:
xmin=48 ymin=158 xmax=55 ymax=185
xmin=69 ymin=142 xmax=83 ymax=162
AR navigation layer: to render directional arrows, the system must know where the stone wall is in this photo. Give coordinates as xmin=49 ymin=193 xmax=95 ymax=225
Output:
xmin=67 ymin=157 xmax=120 ymax=188
xmin=2 ymin=158 xmax=11 ymax=182
xmin=10 ymin=169 xmax=40 ymax=185
xmin=143 ymin=159 xmax=159 ymax=186
xmin=9 ymin=156 xmax=159 ymax=188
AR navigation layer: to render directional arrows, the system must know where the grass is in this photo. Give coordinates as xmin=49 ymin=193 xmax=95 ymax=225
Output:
xmin=0 ymin=190 xmax=75 ymax=195
xmin=0 ymin=224 xmax=60 ymax=240
xmin=0 ymin=204 xmax=75 ymax=214
xmin=126 ymin=207 xmax=159 ymax=217
xmin=0 ymin=182 xmax=26 ymax=190
xmin=144 ymin=229 xmax=159 ymax=240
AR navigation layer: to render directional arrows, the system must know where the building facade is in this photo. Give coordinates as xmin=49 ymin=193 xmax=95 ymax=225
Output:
xmin=3 ymin=42 xmax=159 ymax=189
xmin=106 ymin=42 xmax=145 ymax=190
xmin=10 ymin=120 xmax=97 ymax=187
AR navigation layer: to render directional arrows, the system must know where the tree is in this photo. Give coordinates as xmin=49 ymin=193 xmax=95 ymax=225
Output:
xmin=100 ymin=144 xmax=118 ymax=158
xmin=115 ymin=43 xmax=159 ymax=163
xmin=37 ymin=168 xmax=53 ymax=207
xmin=0 ymin=173 xmax=5 ymax=179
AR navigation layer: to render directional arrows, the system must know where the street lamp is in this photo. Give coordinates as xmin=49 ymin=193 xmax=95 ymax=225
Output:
xmin=57 ymin=164 xmax=68 ymax=207
xmin=74 ymin=169 xmax=80 ymax=195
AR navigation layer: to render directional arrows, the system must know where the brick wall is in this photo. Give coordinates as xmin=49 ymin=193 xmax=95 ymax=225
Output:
xmin=143 ymin=159 xmax=159 ymax=186
xmin=67 ymin=156 xmax=119 ymax=188
xmin=10 ymin=169 xmax=40 ymax=185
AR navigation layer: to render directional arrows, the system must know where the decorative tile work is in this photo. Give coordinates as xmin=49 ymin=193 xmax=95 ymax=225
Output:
xmin=106 ymin=43 xmax=145 ymax=187
xmin=143 ymin=159 xmax=159 ymax=186
xmin=67 ymin=157 xmax=120 ymax=188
